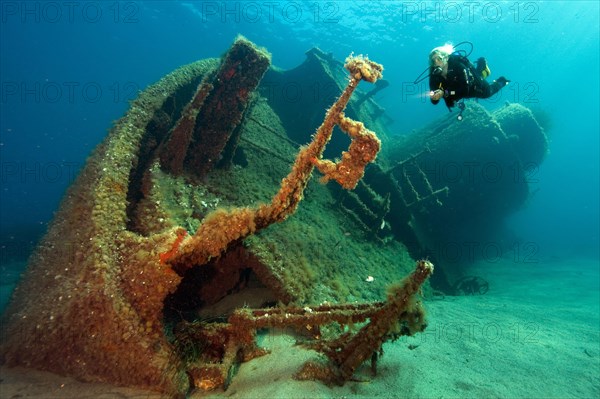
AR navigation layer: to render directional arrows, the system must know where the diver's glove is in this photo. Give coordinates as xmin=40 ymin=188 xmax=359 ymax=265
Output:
xmin=496 ymin=76 xmax=510 ymax=86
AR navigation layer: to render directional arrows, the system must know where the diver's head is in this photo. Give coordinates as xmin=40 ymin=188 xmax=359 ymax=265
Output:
xmin=429 ymin=44 xmax=453 ymax=74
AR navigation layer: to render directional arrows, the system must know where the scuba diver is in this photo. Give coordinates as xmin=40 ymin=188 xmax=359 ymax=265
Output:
xmin=426 ymin=43 xmax=509 ymax=111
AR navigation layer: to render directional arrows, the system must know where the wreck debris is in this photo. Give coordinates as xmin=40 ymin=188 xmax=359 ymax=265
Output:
xmin=184 ymin=37 xmax=271 ymax=179
xmin=311 ymin=113 xmax=381 ymax=190
xmin=295 ymin=259 xmax=433 ymax=384
xmin=260 ymin=47 xmax=391 ymax=159
xmin=166 ymin=54 xmax=383 ymax=274
xmin=493 ymin=103 xmax=548 ymax=170
xmin=353 ymin=103 xmax=548 ymax=289
xmin=1 ymin=37 xmax=420 ymax=397
xmin=174 ymin=260 xmax=433 ymax=391
xmin=158 ymin=77 xmax=214 ymax=175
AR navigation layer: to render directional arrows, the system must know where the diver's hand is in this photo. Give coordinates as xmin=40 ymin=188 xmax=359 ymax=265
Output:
xmin=496 ymin=76 xmax=510 ymax=86
xmin=430 ymin=89 xmax=444 ymax=101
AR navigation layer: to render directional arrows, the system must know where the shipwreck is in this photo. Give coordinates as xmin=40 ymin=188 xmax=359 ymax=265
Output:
xmin=0 ymin=36 xmax=547 ymax=396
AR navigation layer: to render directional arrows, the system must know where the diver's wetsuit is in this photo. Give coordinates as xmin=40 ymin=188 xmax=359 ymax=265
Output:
xmin=429 ymin=54 xmax=506 ymax=109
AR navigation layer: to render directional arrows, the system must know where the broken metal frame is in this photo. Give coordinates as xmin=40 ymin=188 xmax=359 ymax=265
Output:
xmin=174 ymin=260 xmax=434 ymax=391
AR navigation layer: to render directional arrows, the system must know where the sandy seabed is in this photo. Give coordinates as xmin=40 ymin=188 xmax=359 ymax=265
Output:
xmin=1 ymin=256 xmax=599 ymax=399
